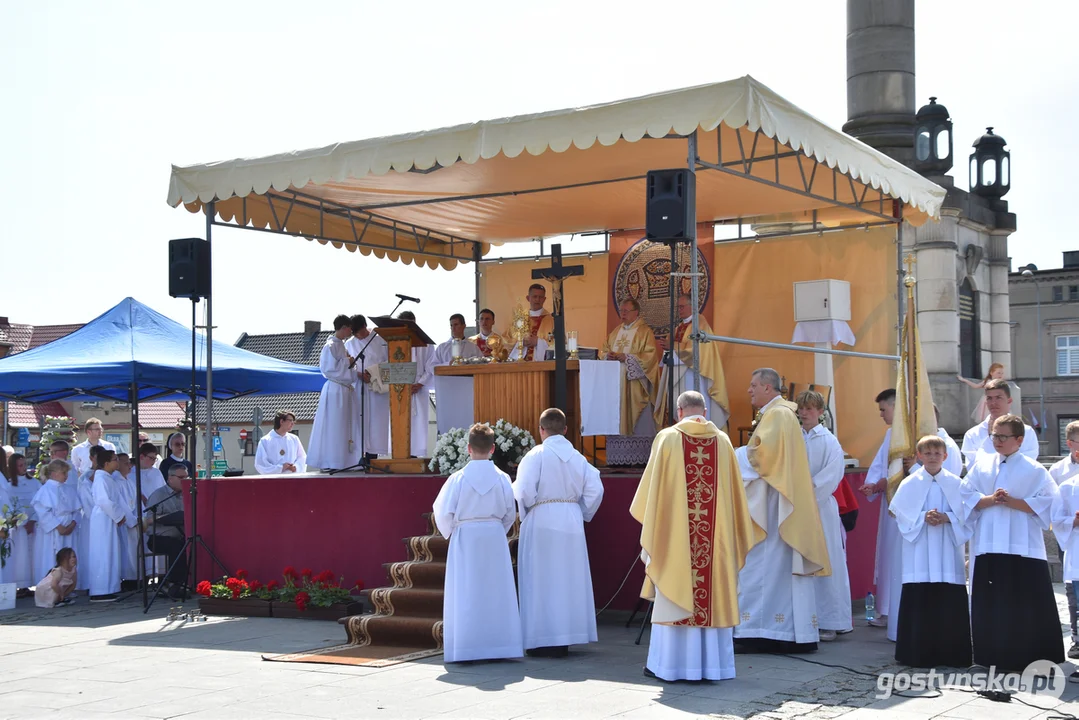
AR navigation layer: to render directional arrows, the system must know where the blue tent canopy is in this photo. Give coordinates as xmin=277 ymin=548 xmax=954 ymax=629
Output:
xmin=0 ymin=298 xmax=325 ymax=403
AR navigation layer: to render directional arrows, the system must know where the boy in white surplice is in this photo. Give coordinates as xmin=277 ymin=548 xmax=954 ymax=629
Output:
xmin=513 ymin=407 xmax=604 ymax=657
xmin=432 ymin=424 xmax=523 ymax=663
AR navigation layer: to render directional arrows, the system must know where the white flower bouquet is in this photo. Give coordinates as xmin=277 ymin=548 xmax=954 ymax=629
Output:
xmin=428 ymin=420 xmax=536 ymax=475
xmin=1 ymin=500 xmax=30 ymax=569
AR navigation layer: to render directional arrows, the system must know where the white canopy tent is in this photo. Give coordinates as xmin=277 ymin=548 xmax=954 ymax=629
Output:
xmin=168 ymin=75 xmax=945 ymax=270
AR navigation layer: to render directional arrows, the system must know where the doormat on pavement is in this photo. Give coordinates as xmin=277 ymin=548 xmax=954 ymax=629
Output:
xmin=262 ymin=644 xmax=443 ymax=668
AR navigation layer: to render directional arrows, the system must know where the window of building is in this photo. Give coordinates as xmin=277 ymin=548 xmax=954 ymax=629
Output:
xmin=958 ymin=279 xmax=980 ymax=380
xmin=1059 ymin=335 xmax=1079 ymax=376
xmin=1054 ymin=286 xmax=1065 ymax=302
xmin=1071 ymin=285 xmax=1079 ymax=301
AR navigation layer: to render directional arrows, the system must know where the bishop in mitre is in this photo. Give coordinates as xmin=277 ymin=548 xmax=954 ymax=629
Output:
xmin=734 ymin=368 xmax=831 ymax=654
xmin=630 ymin=391 xmax=763 ymax=682
xmin=600 ymin=297 xmax=660 ymax=437
xmin=654 ymin=295 xmax=729 ymax=429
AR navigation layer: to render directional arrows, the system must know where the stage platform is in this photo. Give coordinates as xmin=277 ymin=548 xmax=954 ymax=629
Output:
xmin=186 ymin=469 xmax=875 ymax=611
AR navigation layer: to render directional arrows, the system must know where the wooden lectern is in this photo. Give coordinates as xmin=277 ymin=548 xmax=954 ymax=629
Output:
xmin=371 ymin=317 xmax=435 ymax=474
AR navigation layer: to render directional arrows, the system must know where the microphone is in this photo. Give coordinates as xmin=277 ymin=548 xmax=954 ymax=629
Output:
xmin=396 ymin=294 xmax=421 ymax=304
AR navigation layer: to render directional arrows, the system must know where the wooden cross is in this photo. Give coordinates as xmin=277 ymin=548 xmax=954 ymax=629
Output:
xmin=532 ymin=244 xmax=585 ymax=413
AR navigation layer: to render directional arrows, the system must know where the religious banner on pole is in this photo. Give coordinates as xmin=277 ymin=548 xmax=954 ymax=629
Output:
xmin=886 ymin=255 xmax=937 ymax=503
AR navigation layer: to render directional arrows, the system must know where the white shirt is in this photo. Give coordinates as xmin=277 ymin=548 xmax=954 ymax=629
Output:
xmin=71 ymin=439 xmax=117 ymax=477
xmin=891 ymin=467 xmax=978 ymax=584
xmin=255 ymin=430 xmax=308 ymax=475
xmin=1051 ymin=475 xmax=1079 ymax=581
xmin=965 ymin=452 xmax=1059 ymax=560
xmin=961 ymin=417 xmax=1039 ymax=468
xmin=1049 ymin=454 xmax=1079 ymax=486
xmin=432 ymin=336 xmax=483 ymax=367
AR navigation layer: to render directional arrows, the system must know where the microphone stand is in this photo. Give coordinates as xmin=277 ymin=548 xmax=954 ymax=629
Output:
xmin=329 ymin=297 xmax=408 ymax=475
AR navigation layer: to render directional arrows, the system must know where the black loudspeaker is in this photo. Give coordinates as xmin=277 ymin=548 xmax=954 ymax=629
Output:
xmin=645 ymin=169 xmax=696 ymax=242
xmin=168 ymin=238 xmax=211 ymax=299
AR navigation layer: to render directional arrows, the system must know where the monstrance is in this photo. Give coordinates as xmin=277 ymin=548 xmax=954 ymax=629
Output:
xmin=509 ymin=304 xmax=529 ymax=361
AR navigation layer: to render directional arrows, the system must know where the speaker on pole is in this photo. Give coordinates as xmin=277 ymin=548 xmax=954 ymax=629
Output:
xmin=645 ymin=169 xmax=695 ymax=242
xmin=168 ymin=238 xmax=211 ymax=299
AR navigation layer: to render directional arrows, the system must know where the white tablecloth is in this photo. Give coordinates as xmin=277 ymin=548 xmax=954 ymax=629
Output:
xmin=579 ymin=360 xmax=620 ymax=436
xmin=791 ymin=320 xmax=856 ymax=346
xmin=433 ymin=376 xmax=475 ymax=434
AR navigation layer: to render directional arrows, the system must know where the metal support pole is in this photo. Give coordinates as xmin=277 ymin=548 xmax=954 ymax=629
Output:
xmin=699 ymin=332 xmax=900 ymax=361
xmin=473 ymin=242 xmax=482 ymax=329
xmin=688 ymin=131 xmax=700 ymax=393
xmin=199 ymin=200 xmax=215 ymax=590
xmin=895 ymin=203 xmax=905 ymax=356
xmin=131 ymin=382 xmax=146 ymax=608
xmin=666 ymin=241 xmax=677 ymax=426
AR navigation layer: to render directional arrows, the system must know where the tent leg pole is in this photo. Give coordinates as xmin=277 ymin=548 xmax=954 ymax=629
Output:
xmin=131 ymin=383 xmax=147 ymax=609
xmin=198 ymin=202 xmax=216 ymax=591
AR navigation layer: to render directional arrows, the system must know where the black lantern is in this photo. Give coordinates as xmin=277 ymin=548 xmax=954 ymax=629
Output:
xmin=913 ymin=97 xmax=952 ymax=174
xmin=969 ymin=127 xmax=1010 ymax=198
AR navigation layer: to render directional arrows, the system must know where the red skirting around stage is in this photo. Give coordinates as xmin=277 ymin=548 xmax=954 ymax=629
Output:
xmin=185 ymin=469 xmax=877 ymax=611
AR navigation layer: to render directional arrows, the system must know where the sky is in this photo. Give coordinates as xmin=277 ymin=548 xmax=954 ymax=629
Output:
xmin=2 ymin=1 xmax=1076 ymax=344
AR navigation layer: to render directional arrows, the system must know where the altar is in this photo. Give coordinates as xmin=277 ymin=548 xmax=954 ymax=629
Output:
xmin=433 ymin=359 xmax=621 ymax=447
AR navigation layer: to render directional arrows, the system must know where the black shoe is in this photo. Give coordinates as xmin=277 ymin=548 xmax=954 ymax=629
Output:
xmin=90 ymin=594 xmax=118 ymax=603
xmin=1068 ymin=642 xmax=1079 ymax=660
xmin=168 ymin=585 xmax=190 ymax=600
xmin=120 ymin=580 xmax=139 ymax=592
xmin=643 ymin=666 xmax=671 ymax=683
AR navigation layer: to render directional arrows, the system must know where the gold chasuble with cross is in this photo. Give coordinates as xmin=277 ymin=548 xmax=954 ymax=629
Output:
xmin=525 ymin=311 xmax=555 ymax=360
xmin=630 ymin=418 xmax=764 ymax=627
xmin=653 ymin=315 xmax=729 ymax=428
xmin=746 ymin=399 xmax=831 ymax=577
xmin=600 ymin=318 xmax=661 ymax=434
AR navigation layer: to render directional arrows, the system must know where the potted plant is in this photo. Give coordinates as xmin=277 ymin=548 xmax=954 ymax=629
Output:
xmin=271 ymin=567 xmax=365 ymax=621
xmin=195 ymin=569 xmax=271 ymax=617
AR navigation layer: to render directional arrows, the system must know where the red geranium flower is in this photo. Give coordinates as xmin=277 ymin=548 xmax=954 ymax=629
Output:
xmin=301 ymin=568 xmax=313 ymax=579
xmin=248 ymin=580 xmax=263 ymax=592
xmin=236 ymin=568 xmax=248 ymax=580
xmin=196 ymin=580 xmax=212 ymax=597
xmin=295 ymin=590 xmax=311 ymax=611
xmin=317 ymin=570 xmax=334 ymax=583
xmin=283 ymin=566 xmax=297 ymax=579
xmin=267 ymin=580 xmax=280 ymax=591
xmin=354 ymin=580 xmax=364 ymax=591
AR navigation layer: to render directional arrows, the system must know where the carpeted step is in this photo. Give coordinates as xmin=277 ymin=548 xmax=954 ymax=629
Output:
xmin=403 ymin=534 xmax=448 ymax=562
xmin=382 ymin=560 xmax=446 ymax=590
xmin=340 ymin=612 xmax=443 ymax=649
xmin=364 ymin=586 xmax=444 ymax=618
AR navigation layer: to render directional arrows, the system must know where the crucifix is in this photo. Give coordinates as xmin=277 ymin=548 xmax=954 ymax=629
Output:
xmin=532 ymin=243 xmax=584 ymax=412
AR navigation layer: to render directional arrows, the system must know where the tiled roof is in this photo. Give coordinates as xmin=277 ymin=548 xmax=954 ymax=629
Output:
xmin=194 ymin=393 xmax=318 ymax=424
xmin=137 ymin=402 xmax=187 ymax=428
xmin=6 ymin=401 xmax=69 ymax=428
xmin=29 ymin=324 xmax=84 ymax=349
xmin=0 ymin=322 xmax=33 ymax=354
xmin=235 ymin=331 xmax=331 ymax=366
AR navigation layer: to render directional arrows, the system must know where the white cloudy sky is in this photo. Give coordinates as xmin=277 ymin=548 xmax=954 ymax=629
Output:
xmin=2 ymin=1 xmax=1075 ymax=344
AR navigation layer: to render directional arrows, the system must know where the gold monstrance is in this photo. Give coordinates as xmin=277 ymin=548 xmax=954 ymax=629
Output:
xmin=509 ymin=304 xmax=530 ymax=361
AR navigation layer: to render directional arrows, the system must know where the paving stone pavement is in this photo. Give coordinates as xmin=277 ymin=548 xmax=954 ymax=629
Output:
xmin=0 ymin=587 xmax=1076 ymax=719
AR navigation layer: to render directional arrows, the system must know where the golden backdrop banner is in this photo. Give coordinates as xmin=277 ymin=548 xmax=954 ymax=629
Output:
xmin=710 ymin=226 xmax=898 ymax=464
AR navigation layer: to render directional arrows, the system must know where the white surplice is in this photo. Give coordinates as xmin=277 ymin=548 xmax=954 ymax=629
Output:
xmin=961 ymin=418 xmax=1039 ymax=469
xmin=965 ymin=452 xmax=1058 ymax=561
xmin=31 ymin=479 xmax=79 ymax=585
xmin=346 ymin=333 xmax=390 ymax=457
xmin=1050 ymin=455 xmax=1079 ymax=487
xmin=803 ymin=424 xmax=852 ymax=632
xmin=513 ymin=435 xmax=604 ymax=650
xmin=3 ymin=476 xmax=39 ymax=588
xmin=733 ymin=445 xmax=819 ymax=645
xmin=75 ymin=470 xmax=95 ymax=590
xmin=409 ymin=345 xmax=435 ymax=457
xmin=70 ymin=439 xmax=116 ymax=478
xmin=114 ymin=471 xmax=139 ymax=580
xmin=508 ymin=338 xmax=549 ymax=361
xmin=891 ymin=467 xmax=979 ymax=585
xmin=137 ymin=466 xmax=167 ymax=500
xmin=254 ymin=430 xmax=308 ymax=475
xmin=865 ymin=428 xmax=902 ymax=629
xmin=432 ymin=336 xmax=483 ymax=367
xmin=89 ymin=469 xmax=126 ymax=596
xmin=1052 ymin=475 xmax=1079 ymax=582
xmin=433 ymin=459 xmax=523 ymax=662
xmin=307 ymin=335 xmax=362 ymax=471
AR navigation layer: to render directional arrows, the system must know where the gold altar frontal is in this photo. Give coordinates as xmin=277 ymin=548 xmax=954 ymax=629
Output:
xmin=434 ymin=360 xmax=581 ymax=449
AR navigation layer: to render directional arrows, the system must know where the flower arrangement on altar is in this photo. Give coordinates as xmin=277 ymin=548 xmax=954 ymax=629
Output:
xmin=196 ymin=567 xmax=364 ymax=611
xmin=1 ymin=500 xmax=30 ymax=568
xmin=428 ymin=420 xmax=536 ymax=475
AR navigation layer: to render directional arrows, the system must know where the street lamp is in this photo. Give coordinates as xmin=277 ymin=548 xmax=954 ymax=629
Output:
xmin=1019 ymin=264 xmax=1044 ymax=446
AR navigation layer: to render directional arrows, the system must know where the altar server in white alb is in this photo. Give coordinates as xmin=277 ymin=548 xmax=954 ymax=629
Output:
xmin=398 ymin=311 xmax=435 ymax=458
xmin=307 ymin=315 xmax=362 ymax=471
xmin=513 ymin=408 xmax=604 ymax=657
xmin=891 ymin=435 xmax=979 ymax=668
xmin=860 ymin=389 xmax=900 ymax=633
xmin=433 ymin=423 xmax=523 ymax=663
xmin=4 ymin=453 xmax=39 ymax=591
xmin=961 ymin=379 xmax=1039 ymax=468
xmin=1049 ymin=420 xmax=1079 ymax=661
xmin=432 ymin=314 xmax=484 ymax=366
xmin=345 ymin=314 xmax=390 ymax=459
xmin=89 ymin=449 xmax=131 ymax=602
xmin=32 ymin=459 xmax=81 ymax=587
xmin=1051 ymin=425 xmax=1079 ymax=677
xmin=965 ymin=414 xmax=1063 ymax=671
xmin=795 ymin=391 xmax=852 ymax=640
xmin=255 ymin=411 xmax=307 ymax=475
xmin=113 ymin=453 xmax=140 ymax=583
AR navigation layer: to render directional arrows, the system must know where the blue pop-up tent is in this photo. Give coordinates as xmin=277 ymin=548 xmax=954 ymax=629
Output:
xmin=0 ymin=297 xmax=324 ymax=403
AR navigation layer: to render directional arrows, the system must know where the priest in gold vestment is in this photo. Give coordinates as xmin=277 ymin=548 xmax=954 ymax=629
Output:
xmin=734 ymin=368 xmax=831 ymax=654
xmin=600 ymin=298 xmax=660 ymax=436
xmin=630 ymin=391 xmax=763 ymax=682
xmin=654 ymin=295 xmax=729 ymax=429
xmin=523 ymin=283 xmax=555 ymax=360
